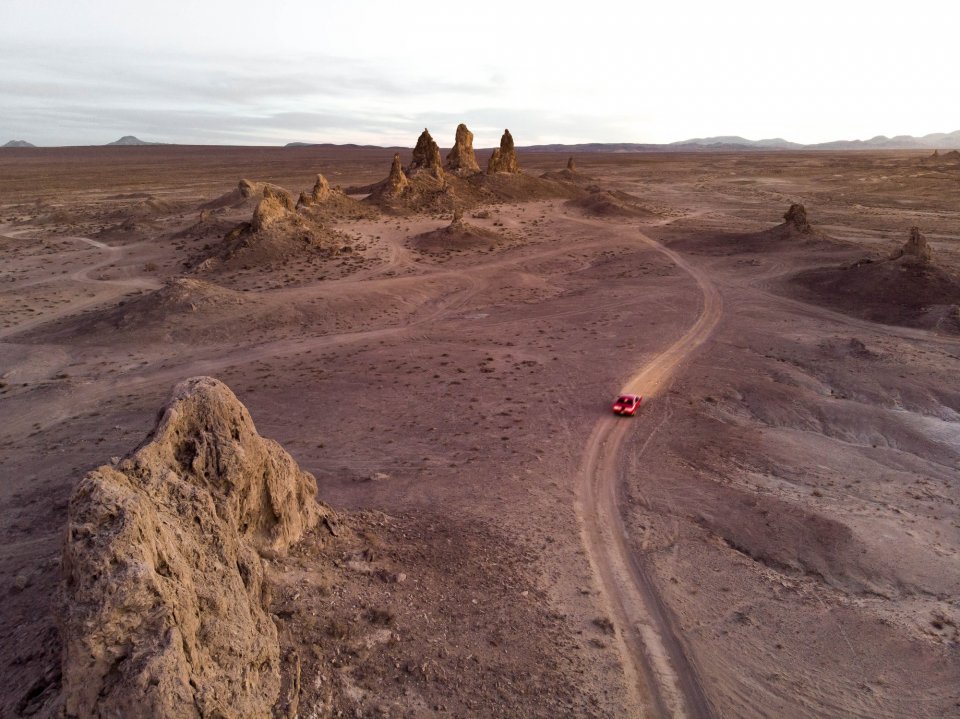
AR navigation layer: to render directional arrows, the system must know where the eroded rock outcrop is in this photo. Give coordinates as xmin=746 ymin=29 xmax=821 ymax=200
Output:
xmin=783 ymin=203 xmax=812 ymax=234
xmin=386 ymin=153 xmax=410 ymax=195
xmin=409 ymin=128 xmax=444 ymax=177
xmin=298 ymin=172 xmax=333 ymax=207
xmin=252 ymin=185 xmax=296 ymax=231
xmin=487 ymin=129 xmax=520 ymax=174
xmin=59 ymin=376 xmax=329 ymax=719
xmin=891 ymin=226 xmax=932 ymax=264
xmin=567 ymin=157 xmax=576 ymax=172
xmin=445 ymin=123 xmax=480 ymax=175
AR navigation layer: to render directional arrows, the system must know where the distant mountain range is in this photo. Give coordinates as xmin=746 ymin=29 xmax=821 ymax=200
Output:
xmin=520 ymin=130 xmax=960 ymax=152
xmin=7 ymin=130 xmax=960 ymax=152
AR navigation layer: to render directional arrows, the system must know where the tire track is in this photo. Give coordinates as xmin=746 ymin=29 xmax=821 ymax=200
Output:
xmin=576 ymin=229 xmax=723 ymax=718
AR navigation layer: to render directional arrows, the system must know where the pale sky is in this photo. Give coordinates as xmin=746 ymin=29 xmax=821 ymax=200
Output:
xmin=1 ymin=0 xmax=957 ymax=147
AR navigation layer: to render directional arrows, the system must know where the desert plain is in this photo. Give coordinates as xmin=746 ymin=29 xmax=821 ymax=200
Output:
xmin=0 ymin=138 xmax=958 ymax=718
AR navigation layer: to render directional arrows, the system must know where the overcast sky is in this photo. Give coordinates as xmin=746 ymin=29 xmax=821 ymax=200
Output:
xmin=2 ymin=0 xmax=957 ymax=147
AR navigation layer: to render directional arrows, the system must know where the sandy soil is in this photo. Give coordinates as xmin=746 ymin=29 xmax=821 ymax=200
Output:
xmin=1 ymin=146 xmax=958 ymax=718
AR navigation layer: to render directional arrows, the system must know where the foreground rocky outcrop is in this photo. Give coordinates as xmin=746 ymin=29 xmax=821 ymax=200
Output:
xmin=487 ymin=129 xmax=520 ymax=174
xmin=252 ymin=185 xmax=296 ymax=231
xmin=444 ymin=123 xmax=480 ymax=175
xmin=59 ymin=377 xmax=330 ymax=719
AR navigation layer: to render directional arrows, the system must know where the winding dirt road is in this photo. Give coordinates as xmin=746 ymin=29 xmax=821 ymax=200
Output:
xmin=577 ymin=230 xmax=723 ymax=718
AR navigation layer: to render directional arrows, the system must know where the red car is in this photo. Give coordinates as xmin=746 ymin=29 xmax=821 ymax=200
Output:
xmin=611 ymin=394 xmax=643 ymax=416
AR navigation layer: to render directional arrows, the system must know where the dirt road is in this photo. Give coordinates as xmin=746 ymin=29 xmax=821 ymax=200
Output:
xmin=577 ymin=229 xmax=723 ymax=718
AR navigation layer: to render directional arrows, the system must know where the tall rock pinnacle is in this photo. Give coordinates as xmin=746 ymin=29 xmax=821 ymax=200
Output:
xmin=487 ymin=129 xmax=520 ymax=174
xmin=445 ymin=123 xmax=480 ymax=175
xmin=409 ymin=128 xmax=444 ymax=177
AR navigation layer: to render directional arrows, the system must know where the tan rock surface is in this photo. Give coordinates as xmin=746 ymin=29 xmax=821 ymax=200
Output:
xmin=252 ymin=185 xmax=296 ymax=231
xmin=298 ymin=173 xmax=333 ymax=207
xmin=409 ymin=128 xmax=443 ymax=177
xmin=444 ymin=123 xmax=480 ymax=175
xmin=487 ymin=129 xmax=520 ymax=174
xmin=59 ymin=376 xmax=327 ymax=719
xmin=386 ymin=153 xmax=410 ymax=195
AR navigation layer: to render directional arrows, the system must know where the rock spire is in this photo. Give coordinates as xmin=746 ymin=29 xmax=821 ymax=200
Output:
xmin=445 ymin=123 xmax=480 ymax=175
xmin=409 ymin=128 xmax=444 ymax=177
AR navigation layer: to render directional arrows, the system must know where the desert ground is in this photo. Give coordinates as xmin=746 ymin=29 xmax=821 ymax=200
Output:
xmin=1 ymin=141 xmax=958 ymax=718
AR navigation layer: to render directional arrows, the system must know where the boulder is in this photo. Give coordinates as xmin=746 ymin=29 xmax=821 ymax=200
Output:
xmin=444 ymin=123 xmax=480 ymax=175
xmin=567 ymin=157 xmax=576 ymax=172
xmin=59 ymin=377 xmax=328 ymax=719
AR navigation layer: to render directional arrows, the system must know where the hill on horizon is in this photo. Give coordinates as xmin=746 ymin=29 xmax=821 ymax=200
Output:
xmin=3 ymin=140 xmax=36 ymax=148
xmin=107 ymin=135 xmax=161 ymax=146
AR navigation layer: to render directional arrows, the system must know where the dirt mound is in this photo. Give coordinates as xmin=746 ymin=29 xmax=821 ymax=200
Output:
xmin=199 ymin=179 xmax=289 ymax=211
xmin=540 ymin=157 xmax=594 ymax=185
xmin=487 ymin=129 xmax=520 ymax=174
xmin=785 ymin=229 xmax=960 ymax=332
xmin=444 ymin=123 xmax=481 ymax=175
xmin=889 ymin=226 xmax=932 ymax=264
xmin=59 ymin=376 xmax=330 ymax=719
xmin=192 ymin=186 xmax=347 ymax=272
xmin=566 ymin=189 xmax=655 ymax=218
xmin=923 ymin=149 xmax=960 ymax=164
xmin=12 ymin=278 xmax=270 ymax=345
xmin=296 ymin=173 xmax=372 ymax=220
xmin=409 ymin=210 xmax=505 ymax=253
xmin=673 ymin=204 xmax=841 ymax=255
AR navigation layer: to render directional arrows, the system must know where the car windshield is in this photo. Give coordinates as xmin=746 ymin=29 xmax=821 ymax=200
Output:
xmin=617 ymin=396 xmax=634 ymax=404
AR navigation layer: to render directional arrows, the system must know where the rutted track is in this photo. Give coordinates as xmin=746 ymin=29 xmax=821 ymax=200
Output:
xmin=576 ymin=229 xmax=723 ymax=718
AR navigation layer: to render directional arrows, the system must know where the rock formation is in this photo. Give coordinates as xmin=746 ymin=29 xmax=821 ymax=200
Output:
xmin=386 ymin=153 xmax=410 ymax=195
xmin=891 ymin=227 xmax=932 ymax=264
xmin=567 ymin=157 xmax=576 ymax=172
xmin=487 ymin=129 xmax=520 ymax=174
xmin=297 ymin=173 xmax=334 ymax=207
xmin=252 ymin=185 xmax=296 ymax=231
xmin=409 ymin=128 xmax=444 ymax=177
xmin=238 ymin=178 xmax=259 ymax=198
xmin=444 ymin=123 xmax=480 ymax=175
xmin=783 ymin=203 xmax=812 ymax=234
xmin=59 ymin=377 xmax=329 ymax=719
